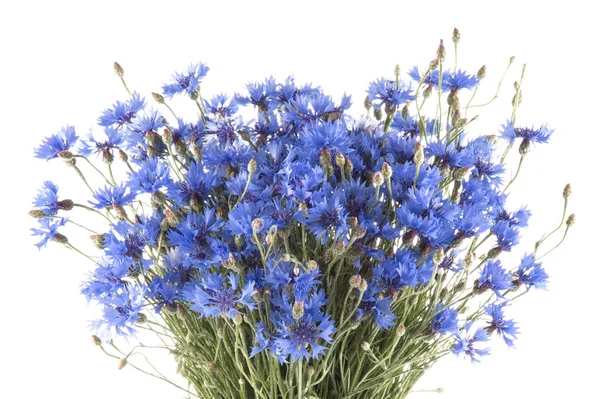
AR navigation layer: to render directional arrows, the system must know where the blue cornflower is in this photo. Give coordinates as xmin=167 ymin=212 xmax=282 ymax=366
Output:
xmin=452 ymin=321 xmax=490 ymax=363
xmin=407 ymin=66 xmax=448 ymax=90
xmin=89 ymin=184 xmax=136 ymax=209
xmin=500 ymin=120 xmax=554 ymax=145
xmin=31 ymin=217 xmax=68 ymax=249
xmin=356 ymin=285 xmax=396 ymax=329
xmin=426 ymin=140 xmax=474 ymax=168
xmin=234 ymin=77 xmax=278 ymax=111
xmin=33 ymin=181 xmax=63 ymax=215
xmin=203 ymin=141 xmax=253 ymax=172
xmin=367 ymin=78 xmax=414 ymax=111
xmin=205 ymin=93 xmax=238 ymax=118
xmin=514 ymin=254 xmax=548 ymax=290
xmin=168 ymin=161 xmax=221 ymax=207
xmin=492 ymin=220 xmax=521 ymax=252
xmin=298 ymin=122 xmax=351 ymax=163
xmin=293 ymin=269 xmax=321 ymax=302
xmin=162 ymin=63 xmax=210 ymax=98
xmin=82 ymin=128 xmax=127 ymax=161
xmin=81 ymin=257 xmax=130 ymax=301
xmin=34 ymin=125 xmax=81 ymax=160
xmin=477 ymin=260 xmax=512 ymax=297
xmin=183 ymin=273 xmax=256 ymax=319
xmin=303 ymin=196 xmax=349 ymax=244
xmin=98 ymin=93 xmax=146 ymax=128
xmin=127 ymin=109 xmax=168 ymax=143
xmin=485 ymin=303 xmax=519 ymax=347
xmin=91 ymin=287 xmax=145 ymax=338
xmin=430 ymin=306 xmax=459 ymax=335
xmin=127 ymin=157 xmax=171 ymax=194
xmin=104 ymin=221 xmax=148 ymax=263
xmin=446 ymin=69 xmax=479 ymax=91
xmin=226 ymin=202 xmax=272 ymax=237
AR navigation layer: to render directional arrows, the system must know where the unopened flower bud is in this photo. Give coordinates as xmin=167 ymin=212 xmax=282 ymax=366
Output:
xmin=433 ymin=248 xmax=444 ymax=266
xmin=477 ymin=65 xmax=486 ymax=79
xmin=453 ymin=281 xmax=466 ymax=293
xmin=372 ymin=171 xmax=384 ymax=187
xmin=566 ymin=213 xmax=575 ymax=227
xmin=146 ymin=131 xmax=162 ymax=146
xmin=487 ymin=246 xmax=503 ymax=259
xmin=437 ymin=40 xmax=446 ymax=61
xmin=147 ymin=145 xmax=156 ymax=158
xmin=29 ymin=209 xmax=47 ymax=219
xmin=384 ymin=102 xmax=397 ymax=116
xmin=429 ymin=58 xmax=439 ymax=70
xmin=394 ymin=64 xmax=401 ymax=78
xmin=113 ymin=62 xmax=124 ymax=77
xmin=292 ymin=301 xmax=305 ymax=320
xmin=233 ymin=313 xmax=243 ymax=326
xmin=92 ymin=335 xmax=102 ymax=346
xmin=174 ymin=140 xmax=187 ymax=155
xmin=335 ymin=152 xmax=346 ymax=169
xmin=447 ymin=89 xmax=460 ymax=109
xmin=413 ymin=142 xmax=424 ymax=165
xmin=252 ymin=218 xmax=264 ymax=233
xmin=307 ymin=260 xmax=318 ymax=271
xmin=247 ymin=159 xmax=257 ymax=174
xmin=381 ymin=162 xmax=393 ymax=179
xmin=152 ymin=92 xmax=165 ymax=104
xmin=282 ymin=253 xmax=291 ymax=262
xmin=373 ymin=107 xmax=383 ymax=121
xmin=519 ymin=139 xmax=530 ymax=155
xmin=397 ymin=323 xmax=406 ymax=337
xmin=319 ymin=148 xmax=332 ymax=171
xmin=452 ymin=167 xmax=470 ymax=181
xmin=509 ymin=56 xmax=515 ymax=64
xmin=344 ymin=156 xmax=354 ymax=176
xmin=452 ymin=28 xmax=461 ymax=43
xmin=118 ymin=358 xmax=128 ymax=370
xmin=440 ymin=287 xmax=448 ymax=300
xmin=53 ymin=233 xmax=68 ymax=245
xmin=360 ymin=341 xmax=371 ymax=351
xmin=512 ymin=91 xmax=523 ymax=108
xmin=349 ymin=274 xmax=363 ymax=289
xmin=563 ymin=184 xmax=572 ymax=200
xmin=57 ymin=200 xmax=73 ymax=212
xmin=103 ymin=150 xmax=114 ymax=165
xmin=238 ymin=378 xmax=245 ymax=385
xmin=58 ymin=150 xmax=74 ymax=160
xmin=118 ymin=149 xmax=128 ymax=162
xmin=435 ymin=387 xmax=444 ymax=393
xmin=308 ymin=366 xmax=315 ymax=376
xmin=90 ymin=234 xmax=106 ymax=249
xmin=364 ymin=95 xmax=373 ymax=111
xmin=162 ymin=128 xmax=172 ymax=144
xmin=358 ymin=279 xmax=368 ymax=293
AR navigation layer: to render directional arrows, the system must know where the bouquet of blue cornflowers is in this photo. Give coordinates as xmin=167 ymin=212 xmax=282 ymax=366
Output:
xmin=30 ymin=29 xmax=573 ymax=399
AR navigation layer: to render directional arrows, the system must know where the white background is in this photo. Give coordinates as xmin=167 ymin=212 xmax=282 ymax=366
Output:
xmin=1 ymin=1 xmax=597 ymax=398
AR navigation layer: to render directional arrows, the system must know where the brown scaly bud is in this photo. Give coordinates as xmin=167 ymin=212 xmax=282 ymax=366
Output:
xmin=165 ymin=209 xmax=180 ymax=227
xmin=381 ymin=162 xmax=393 ymax=179
xmin=232 ymin=313 xmax=243 ymax=326
xmin=447 ymin=89 xmax=460 ymax=109
xmin=487 ymin=246 xmax=503 ymax=259
xmin=452 ymin=167 xmax=470 ymax=181
xmin=344 ymin=156 xmax=354 ymax=176
xmin=512 ymin=91 xmax=523 ymax=107
xmin=118 ymin=149 xmax=128 ymax=162
xmin=451 ymin=108 xmax=462 ymax=126
xmin=162 ymin=128 xmax=172 ymax=144
xmin=454 ymin=281 xmax=466 ymax=293
xmin=509 ymin=56 xmax=515 ymax=65
xmin=252 ymin=218 xmax=265 ymax=233
xmin=433 ymin=247 xmax=445 ymax=266
xmin=58 ymin=150 xmax=74 ymax=160
xmin=397 ymin=323 xmax=406 ymax=337
xmin=429 ymin=58 xmax=440 ymax=71
xmin=29 ymin=209 xmax=47 ymax=219
xmin=413 ymin=142 xmax=424 ymax=166
xmin=423 ymin=85 xmax=433 ymax=99
xmin=349 ymin=274 xmax=363 ymax=289
xmin=464 ymin=251 xmax=475 ymax=267
xmin=292 ymin=301 xmax=305 ymax=320
xmin=364 ymin=95 xmax=373 ymax=111
xmin=281 ymin=253 xmax=292 ymax=262
xmin=152 ymin=92 xmax=165 ymax=104
xmin=477 ymin=65 xmax=486 ymax=79
xmin=452 ymin=28 xmax=461 ymax=43
xmin=136 ymin=312 xmax=148 ymax=324
xmin=335 ymin=152 xmax=346 ymax=170
xmin=118 ymin=358 xmax=128 ymax=370
xmin=58 ymin=199 xmax=74 ymax=211
xmin=347 ymin=216 xmax=358 ymax=230
xmin=147 ymin=145 xmax=156 ymax=158
xmin=563 ymin=184 xmax=572 ymax=200
xmin=90 ymin=234 xmax=106 ymax=249
xmin=437 ymin=40 xmax=446 ymax=62
xmin=384 ymin=102 xmax=397 ymax=116
xmin=53 ymin=233 xmax=69 ymax=245
xmin=566 ymin=214 xmax=575 ymax=227
xmin=373 ymin=107 xmax=383 ymax=121
xmin=151 ymin=191 xmax=168 ymax=207
xmin=112 ymin=204 xmax=128 ymax=221
xmin=298 ymin=201 xmax=308 ymax=215
xmin=308 ymin=367 xmax=315 ymax=377
xmin=113 ymin=62 xmax=124 ymax=77
xmin=319 ymin=148 xmax=332 ymax=171
xmin=401 ymin=105 xmax=409 ymax=119
xmin=358 ymin=279 xmax=368 ymax=293
xmin=146 ymin=131 xmax=162 ymax=147
xmin=174 ymin=140 xmax=187 ymax=155
xmin=247 ymin=158 xmax=257 ymax=174
xmin=307 ymin=260 xmax=318 ymax=271
xmin=519 ymin=139 xmax=530 ymax=155
xmin=360 ymin=341 xmax=371 ymax=351
xmin=440 ymin=288 xmax=448 ymax=300
xmin=372 ymin=171 xmax=384 ymax=188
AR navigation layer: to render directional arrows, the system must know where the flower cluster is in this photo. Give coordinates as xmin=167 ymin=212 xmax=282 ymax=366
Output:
xmin=30 ymin=34 xmax=572 ymax=398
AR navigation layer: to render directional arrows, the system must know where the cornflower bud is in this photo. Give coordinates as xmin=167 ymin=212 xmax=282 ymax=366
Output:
xmin=103 ymin=150 xmax=114 ymax=165
xmin=136 ymin=312 xmax=148 ymax=324
xmin=429 ymin=58 xmax=439 ymax=71
xmin=566 ymin=213 xmax=575 ymax=227
xmin=397 ymin=323 xmax=406 ymax=337
xmin=307 ymin=260 xmax=318 ymax=270
xmin=298 ymin=201 xmax=308 ymax=215
xmin=118 ymin=149 xmax=128 ymax=162
xmin=282 ymin=253 xmax=291 ymax=262
xmin=519 ymin=139 xmax=530 ymax=155
xmin=147 ymin=145 xmax=156 ymax=158
xmin=344 ymin=156 xmax=354 ymax=176
xmin=364 ymin=95 xmax=373 ymax=111
xmin=394 ymin=64 xmax=401 ymax=78
xmin=563 ymin=183 xmax=572 ymax=199
xmin=512 ymin=91 xmax=523 ymax=107
xmin=381 ymin=162 xmax=393 ymax=179
xmin=349 ymin=274 xmax=363 ymax=289
xmin=373 ymin=107 xmax=383 ymax=121
xmin=452 ymin=28 xmax=461 ymax=43
xmin=423 ymin=85 xmax=433 ymax=99
xmin=447 ymin=89 xmax=459 ymax=109
xmin=413 ymin=142 xmax=424 ymax=166
xmin=247 ymin=158 xmax=257 ymax=174
xmin=477 ymin=65 xmax=486 ymax=79
xmin=440 ymin=288 xmax=448 ymax=300
xmin=152 ymin=92 xmax=165 ymax=104
xmin=175 ymin=140 xmax=187 ymax=155
xmin=452 ymin=167 xmax=470 ymax=181
xmin=92 ymin=335 xmax=102 ymax=346
xmin=319 ymin=148 xmax=332 ymax=169
xmin=252 ymin=218 xmax=264 ymax=233
xmin=165 ymin=209 xmax=180 ymax=227
xmin=162 ymin=128 xmax=172 ymax=144
xmin=487 ymin=246 xmax=503 ymax=259
xmin=437 ymin=40 xmax=446 ymax=62
xmin=335 ymin=152 xmax=346 ymax=169
xmin=401 ymin=104 xmax=409 ymax=119
xmin=384 ymin=102 xmax=397 ymax=116
xmin=232 ymin=313 xmax=243 ymax=326
xmin=293 ymin=266 xmax=300 ymax=276
xmin=29 ymin=209 xmax=46 ymax=219
xmin=360 ymin=341 xmax=371 ymax=351
xmin=433 ymin=248 xmax=445 ymax=266
xmin=308 ymin=367 xmax=315 ymax=377
xmin=113 ymin=62 xmax=124 ymax=77
xmin=292 ymin=301 xmax=305 ymax=320
xmin=453 ymin=281 xmax=466 ymax=293
xmin=58 ymin=150 xmax=74 ymax=160
xmin=372 ymin=171 xmax=384 ymax=188
xmin=118 ymin=358 xmax=128 ymax=370
xmin=53 ymin=233 xmax=69 ymax=245
xmin=90 ymin=234 xmax=106 ymax=249
xmin=358 ymin=279 xmax=368 ymax=293
xmin=348 ymin=216 xmax=358 ymax=229
xmin=146 ymin=131 xmax=162 ymax=146
xmin=509 ymin=56 xmax=515 ymax=64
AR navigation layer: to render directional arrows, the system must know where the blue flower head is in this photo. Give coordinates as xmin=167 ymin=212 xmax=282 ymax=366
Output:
xmin=34 ymin=125 xmax=81 ymax=160
xmin=303 ymin=195 xmax=349 ymax=244
xmin=163 ymin=63 xmax=210 ymax=98
xmin=430 ymin=306 xmax=459 ymax=335
xmin=514 ymin=253 xmax=548 ymax=290
xmin=31 ymin=217 xmax=68 ymax=249
xmin=485 ymin=303 xmax=519 ymax=347
xmin=477 ymin=260 xmax=512 ymax=297
xmin=367 ymin=78 xmax=415 ymax=110
xmin=98 ymin=93 xmax=146 ymax=128
xmin=453 ymin=321 xmax=490 ymax=363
